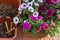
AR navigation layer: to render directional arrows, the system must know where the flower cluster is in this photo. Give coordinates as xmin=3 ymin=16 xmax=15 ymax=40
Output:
xmin=16 ymin=0 xmax=60 ymax=37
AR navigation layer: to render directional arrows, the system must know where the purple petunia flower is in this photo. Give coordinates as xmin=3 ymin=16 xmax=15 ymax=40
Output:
xmin=38 ymin=5 xmax=45 ymax=13
xmin=46 ymin=9 xmax=54 ymax=17
xmin=44 ymin=0 xmax=52 ymax=6
xmin=22 ymin=20 xmax=31 ymax=30
xmin=52 ymin=0 xmax=58 ymax=4
xmin=30 ymin=15 xmax=43 ymax=22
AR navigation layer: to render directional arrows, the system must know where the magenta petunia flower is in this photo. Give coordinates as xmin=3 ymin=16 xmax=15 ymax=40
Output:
xmin=43 ymin=24 xmax=50 ymax=30
xmin=40 ymin=22 xmax=50 ymax=30
xmin=29 ymin=15 xmax=43 ymax=22
xmin=22 ymin=21 xmax=31 ymax=30
xmin=44 ymin=0 xmax=52 ymax=6
xmin=40 ymin=22 xmax=46 ymax=28
xmin=46 ymin=9 xmax=54 ymax=17
xmin=52 ymin=0 xmax=58 ymax=4
xmin=38 ymin=5 xmax=45 ymax=13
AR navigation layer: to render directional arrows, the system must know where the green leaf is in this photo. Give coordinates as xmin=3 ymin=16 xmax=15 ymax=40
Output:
xmin=29 ymin=0 xmax=32 ymax=2
xmin=46 ymin=20 xmax=50 ymax=25
xmin=51 ymin=4 xmax=55 ymax=9
xmin=49 ymin=26 xmax=58 ymax=37
xmin=43 ymin=30 xmax=49 ymax=34
xmin=41 ymin=12 xmax=46 ymax=17
xmin=23 ymin=30 xmax=28 ymax=33
xmin=22 ymin=8 xmax=28 ymax=15
xmin=49 ymin=31 xmax=55 ymax=37
xmin=56 ymin=11 xmax=60 ymax=15
xmin=55 ymin=20 xmax=60 ymax=27
xmin=18 ymin=16 xmax=23 ymax=23
xmin=57 ymin=1 xmax=60 ymax=8
xmin=34 ymin=0 xmax=37 ymax=2
xmin=31 ymin=28 xmax=36 ymax=35
xmin=35 ymin=19 xmax=43 ymax=28
xmin=28 ymin=19 xmax=35 ymax=25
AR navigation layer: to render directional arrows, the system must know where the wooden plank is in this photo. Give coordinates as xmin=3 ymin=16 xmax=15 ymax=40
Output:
xmin=41 ymin=35 xmax=49 ymax=40
xmin=50 ymin=36 xmax=58 ymax=40
xmin=58 ymin=27 xmax=60 ymax=40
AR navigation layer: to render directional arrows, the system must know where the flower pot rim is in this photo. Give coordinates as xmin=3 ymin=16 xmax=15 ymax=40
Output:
xmin=0 ymin=27 xmax=17 ymax=40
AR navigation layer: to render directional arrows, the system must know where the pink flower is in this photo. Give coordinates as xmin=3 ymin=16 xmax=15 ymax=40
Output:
xmin=38 ymin=5 xmax=45 ymax=13
xmin=52 ymin=0 xmax=58 ymax=4
xmin=36 ymin=27 xmax=41 ymax=33
xmin=40 ymin=22 xmax=50 ymax=30
xmin=46 ymin=9 xmax=54 ymax=17
xmin=43 ymin=24 xmax=50 ymax=30
xmin=22 ymin=21 xmax=31 ymax=30
xmin=50 ymin=20 xmax=55 ymax=27
xmin=44 ymin=0 xmax=52 ymax=6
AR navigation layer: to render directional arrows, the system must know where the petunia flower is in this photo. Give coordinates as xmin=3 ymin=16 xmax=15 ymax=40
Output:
xmin=18 ymin=7 xmax=22 ymax=14
xmin=22 ymin=0 xmax=29 ymax=2
xmin=22 ymin=20 xmax=31 ymax=30
xmin=40 ymin=22 xmax=50 ymax=30
xmin=38 ymin=5 xmax=45 ymax=13
xmin=44 ymin=0 xmax=52 ymax=6
xmin=46 ymin=8 xmax=54 ymax=17
xmin=30 ymin=15 xmax=43 ymax=22
xmin=57 ymin=15 xmax=60 ymax=20
xmin=38 ymin=0 xmax=43 ymax=3
xmin=40 ymin=22 xmax=46 ymax=28
xmin=36 ymin=27 xmax=41 ymax=33
xmin=32 ymin=12 xmax=39 ymax=17
xmin=28 ymin=7 xmax=34 ymax=13
xmin=20 ymin=3 xmax=27 ymax=9
xmin=52 ymin=0 xmax=58 ymax=4
xmin=43 ymin=24 xmax=50 ymax=30
xmin=50 ymin=20 xmax=55 ymax=27
xmin=27 ymin=2 xmax=33 ymax=7
xmin=34 ymin=3 xmax=39 ymax=6
xmin=13 ymin=17 xmax=19 ymax=24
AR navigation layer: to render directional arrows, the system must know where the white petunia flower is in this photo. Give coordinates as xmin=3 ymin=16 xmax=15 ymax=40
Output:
xmin=24 ymin=20 xmax=27 ymax=23
xmin=22 ymin=0 xmax=29 ymax=2
xmin=20 ymin=3 xmax=27 ymax=9
xmin=13 ymin=17 xmax=19 ymax=24
xmin=38 ymin=0 xmax=43 ymax=3
xmin=28 ymin=7 xmax=34 ymax=13
xmin=32 ymin=12 xmax=39 ymax=17
xmin=34 ymin=3 xmax=39 ymax=6
xmin=27 ymin=2 xmax=33 ymax=7
xmin=18 ymin=7 xmax=22 ymax=14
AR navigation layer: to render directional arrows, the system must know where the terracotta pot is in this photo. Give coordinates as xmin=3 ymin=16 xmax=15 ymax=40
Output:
xmin=0 ymin=0 xmax=21 ymax=40
xmin=0 ymin=0 xmax=19 ymax=7
xmin=0 ymin=28 xmax=17 ymax=40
